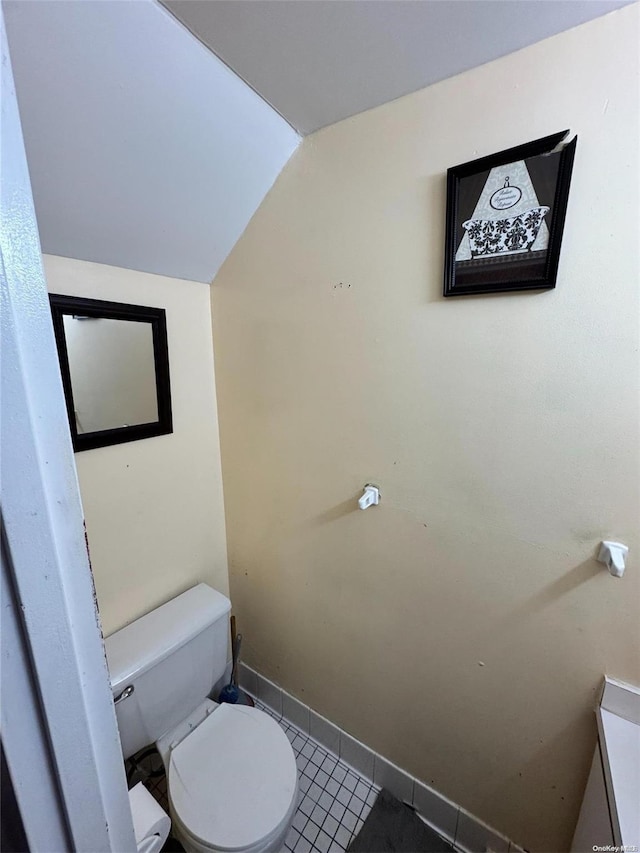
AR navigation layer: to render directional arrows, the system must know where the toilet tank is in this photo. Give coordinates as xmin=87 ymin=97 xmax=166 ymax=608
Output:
xmin=105 ymin=584 xmax=231 ymax=760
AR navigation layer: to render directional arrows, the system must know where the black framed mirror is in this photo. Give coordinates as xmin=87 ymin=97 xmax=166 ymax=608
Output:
xmin=49 ymin=294 xmax=172 ymax=451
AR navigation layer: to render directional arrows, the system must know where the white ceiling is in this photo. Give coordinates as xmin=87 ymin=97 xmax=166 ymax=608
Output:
xmin=4 ymin=0 xmax=299 ymax=283
xmin=4 ymin=0 xmax=633 ymax=284
xmin=162 ymin=0 xmax=634 ymax=135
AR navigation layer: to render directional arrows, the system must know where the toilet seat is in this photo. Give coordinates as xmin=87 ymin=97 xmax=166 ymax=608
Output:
xmin=168 ymin=704 xmax=298 ymax=852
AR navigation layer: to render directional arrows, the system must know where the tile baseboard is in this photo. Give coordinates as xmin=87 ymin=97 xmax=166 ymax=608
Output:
xmin=238 ymin=663 xmax=522 ymax=853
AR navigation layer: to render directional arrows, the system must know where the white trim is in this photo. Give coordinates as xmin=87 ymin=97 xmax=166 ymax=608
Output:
xmin=1 ymin=537 xmax=71 ymax=851
xmin=0 ymin=9 xmax=136 ymax=850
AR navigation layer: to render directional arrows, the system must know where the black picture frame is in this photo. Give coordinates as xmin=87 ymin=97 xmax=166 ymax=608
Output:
xmin=49 ymin=294 xmax=173 ymax=452
xmin=443 ymin=130 xmax=577 ymax=297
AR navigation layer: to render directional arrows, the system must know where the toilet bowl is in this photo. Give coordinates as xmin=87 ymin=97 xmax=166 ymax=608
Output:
xmin=158 ymin=700 xmax=298 ymax=853
xmin=105 ymin=584 xmax=298 ymax=853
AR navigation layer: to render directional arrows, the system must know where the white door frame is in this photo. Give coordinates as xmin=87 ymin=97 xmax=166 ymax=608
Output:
xmin=1 ymin=8 xmax=136 ymax=850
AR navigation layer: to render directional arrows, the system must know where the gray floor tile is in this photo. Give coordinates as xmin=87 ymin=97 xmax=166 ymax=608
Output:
xmin=322 ymin=814 xmax=339 ymax=838
xmin=311 ymin=804 xmax=327 ymax=827
xmin=314 ymin=769 xmax=329 ymax=788
xmin=336 ymin=787 xmax=351 ymax=807
xmin=346 ymin=792 xmax=365 ymax=817
xmin=354 ymin=780 xmax=369 ymax=801
xmin=295 ymin=837 xmax=312 ymax=853
xmin=286 ymin=827 xmax=301 ymax=849
xmin=300 ymin=795 xmax=315 ymax=817
xmin=304 ymin=762 xmax=318 ymax=782
xmin=308 ymin=782 xmax=322 ymax=802
xmin=334 ymin=825 xmax=352 ymax=849
xmin=293 ymin=810 xmax=308 ymax=832
xmin=329 ymin=800 xmax=346 ymax=822
xmin=318 ymin=791 xmax=333 ymax=811
xmin=341 ymin=810 xmax=357 ymax=833
xmin=315 ymin=829 xmax=332 ymax=853
xmin=343 ymin=772 xmax=358 ymax=792
xmin=302 ymin=821 xmax=319 ymax=844
xmin=325 ymin=778 xmax=340 ymax=797
xmin=299 ymin=775 xmax=312 ymax=794
xmin=331 ymin=765 xmax=347 ymax=784
xmin=322 ymin=756 xmax=338 ymax=775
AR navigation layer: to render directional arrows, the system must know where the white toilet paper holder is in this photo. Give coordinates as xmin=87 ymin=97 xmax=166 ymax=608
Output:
xmin=597 ymin=541 xmax=629 ymax=578
xmin=359 ymin=484 xmax=380 ymax=510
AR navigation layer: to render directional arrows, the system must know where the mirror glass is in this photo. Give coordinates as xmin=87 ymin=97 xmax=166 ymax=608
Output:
xmin=63 ymin=315 xmax=158 ymax=433
xmin=50 ymin=295 xmax=172 ymax=451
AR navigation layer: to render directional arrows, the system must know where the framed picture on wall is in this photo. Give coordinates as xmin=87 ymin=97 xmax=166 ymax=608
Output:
xmin=443 ymin=130 xmax=577 ymax=297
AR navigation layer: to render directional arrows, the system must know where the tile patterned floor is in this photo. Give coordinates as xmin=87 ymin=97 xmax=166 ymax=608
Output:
xmin=131 ymin=697 xmax=379 ymax=853
xmin=254 ymin=699 xmax=379 ymax=853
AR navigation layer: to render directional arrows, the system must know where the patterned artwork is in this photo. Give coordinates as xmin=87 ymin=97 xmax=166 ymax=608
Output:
xmin=462 ymin=204 xmax=549 ymax=257
xmin=455 ymin=159 xmax=550 ymax=261
xmin=443 ymin=131 xmax=577 ymax=296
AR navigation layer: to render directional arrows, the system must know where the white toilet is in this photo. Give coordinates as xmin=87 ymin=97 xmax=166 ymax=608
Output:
xmin=105 ymin=584 xmax=298 ymax=853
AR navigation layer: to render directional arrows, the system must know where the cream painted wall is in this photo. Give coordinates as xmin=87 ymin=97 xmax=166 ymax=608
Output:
xmin=44 ymin=255 xmax=229 ymax=636
xmin=211 ymin=7 xmax=639 ymax=852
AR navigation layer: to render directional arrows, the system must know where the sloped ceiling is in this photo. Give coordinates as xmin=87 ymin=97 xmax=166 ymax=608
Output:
xmin=4 ymin=0 xmax=633 ymax=283
xmin=4 ymin=0 xmax=300 ymax=283
xmin=162 ymin=0 xmax=635 ymax=135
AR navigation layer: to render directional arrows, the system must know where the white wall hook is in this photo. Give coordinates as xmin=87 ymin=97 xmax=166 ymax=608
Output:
xmin=597 ymin=541 xmax=629 ymax=578
xmin=358 ymin=484 xmax=380 ymax=510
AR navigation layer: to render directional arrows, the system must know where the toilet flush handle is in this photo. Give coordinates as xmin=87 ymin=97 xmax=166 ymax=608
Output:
xmin=114 ymin=684 xmax=135 ymax=705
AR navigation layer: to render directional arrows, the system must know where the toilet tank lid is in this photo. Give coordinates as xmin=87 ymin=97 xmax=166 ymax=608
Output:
xmin=105 ymin=584 xmax=231 ymax=694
